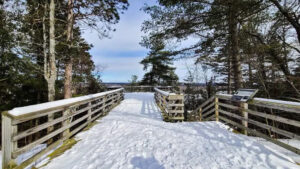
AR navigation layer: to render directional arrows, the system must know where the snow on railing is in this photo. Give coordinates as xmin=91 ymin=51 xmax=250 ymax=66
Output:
xmin=154 ymin=88 xmax=184 ymax=121
xmin=194 ymin=93 xmax=300 ymax=155
xmin=2 ymin=88 xmax=124 ymax=169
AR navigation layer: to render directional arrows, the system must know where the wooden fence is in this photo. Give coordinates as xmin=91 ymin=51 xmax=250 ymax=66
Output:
xmin=123 ymin=85 xmax=173 ymax=93
xmin=2 ymin=88 xmax=124 ymax=169
xmin=154 ymin=88 xmax=184 ymax=121
xmin=193 ymin=93 xmax=300 ymax=155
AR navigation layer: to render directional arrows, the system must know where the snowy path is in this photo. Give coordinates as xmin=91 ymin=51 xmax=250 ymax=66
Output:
xmin=41 ymin=93 xmax=299 ymax=169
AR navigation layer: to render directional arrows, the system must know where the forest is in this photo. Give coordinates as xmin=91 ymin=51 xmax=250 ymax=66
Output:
xmin=140 ymin=0 xmax=300 ymax=102
xmin=0 ymin=0 xmax=129 ymax=112
xmin=1 ymin=0 xmax=300 ymax=113
xmin=1 ymin=1 xmax=300 ymax=168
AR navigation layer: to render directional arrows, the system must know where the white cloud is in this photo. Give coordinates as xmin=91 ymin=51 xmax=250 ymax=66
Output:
xmin=82 ymin=0 xmax=200 ymax=83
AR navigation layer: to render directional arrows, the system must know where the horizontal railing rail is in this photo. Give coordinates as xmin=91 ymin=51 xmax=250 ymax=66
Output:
xmin=123 ymin=85 xmax=173 ymax=93
xmin=2 ymin=88 xmax=124 ymax=169
xmin=195 ymin=93 xmax=300 ymax=155
xmin=154 ymin=88 xmax=184 ymax=121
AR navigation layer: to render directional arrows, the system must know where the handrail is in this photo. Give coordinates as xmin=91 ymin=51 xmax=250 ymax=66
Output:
xmin=154 ymin=88 xmax=184 ymax=121
xmin=2 ymin=88 xmax=124 ymax=169
xmin=154 ymin=87 xmax=171 ymax=96
xmin=196 ymin=93 xmax=300 ymax=155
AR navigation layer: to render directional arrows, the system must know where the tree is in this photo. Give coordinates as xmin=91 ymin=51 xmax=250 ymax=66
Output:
xmin=129 ymin=75 xmax=138 ymax=85
xmin=140 ymin=40 xmax=178 ymax=86
xmin=63 ymin=0 xmax=129 ymax=99
xmin=142 ymin=0 xmax=263 ymax=91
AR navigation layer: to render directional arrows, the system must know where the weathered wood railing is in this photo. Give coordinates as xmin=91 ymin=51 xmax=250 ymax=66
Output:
xmin=2 ymin=88 xmax=124 ymax=169
xmin=193 ymin=93 xmax=300 ymax=155
xmin=123 ymin=85 xmax=172 ymax=93
xmin=154 ymin=88 xmax=184 ymax=121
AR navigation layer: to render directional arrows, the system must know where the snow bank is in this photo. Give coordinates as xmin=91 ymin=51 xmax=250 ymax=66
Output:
xmin=40 ymin=93 xmax=299 ymax=169
xmin=8 ymin=88 xmax=123 ymax=117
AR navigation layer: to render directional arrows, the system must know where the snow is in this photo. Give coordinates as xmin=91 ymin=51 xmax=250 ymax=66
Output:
xmin=253 ymin=98 xmax=300 ymax=106
xmin=154 ymin=88 xmax=171 ymax=96
xmin=16 ymin=144 xmax=47 ymax=165
xmin=257 ymin=139 xmax=300 ymax=163
xmin=8 ymin=88 xmax=123 ymax=117
xmin=38 ymin=93 xmax=299 ymax=169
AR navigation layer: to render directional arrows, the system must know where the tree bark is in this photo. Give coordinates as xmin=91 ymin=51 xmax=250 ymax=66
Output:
xmin=64 ymin=0 xmax=74 ymax=99
xmin=43 ymin=0 xmax=57 ymax=102
xmin=228 ymin=0 xmax=243 ymax=91
xmin=227 ymin=43 xmax=232 ymax=94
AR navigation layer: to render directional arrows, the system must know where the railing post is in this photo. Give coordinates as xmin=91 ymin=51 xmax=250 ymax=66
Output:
xmin=62 ymin=108 xmax=71 ymax=137
xmin=241 ymin=102 xmax=248 ymax=135
xmin=88 ymin=101 xmax=92 ymax=121
xmin=215 ymin=97 xmax=219 ymax=122
xmin=47 ymin=113 xmax=54 ymax=144
xmin=199 ymin=108 xmax=202 ymax=121
xmin=2 ymin=112 xmax=17 ymax=169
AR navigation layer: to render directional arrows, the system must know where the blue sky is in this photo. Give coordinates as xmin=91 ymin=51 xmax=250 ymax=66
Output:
xmin=83 ymin=0 xmax=196 ymax=83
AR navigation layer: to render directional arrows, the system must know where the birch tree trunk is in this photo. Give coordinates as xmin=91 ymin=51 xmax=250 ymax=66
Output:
xmin=48 ymin=0 xmax=57 ymax=101
xmin=64 ymin=0 xmax=74 ymax=99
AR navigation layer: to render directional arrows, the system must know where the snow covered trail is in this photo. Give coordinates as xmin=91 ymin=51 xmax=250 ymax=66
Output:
xmin=41 ymin=93 xmax=299 ymax=169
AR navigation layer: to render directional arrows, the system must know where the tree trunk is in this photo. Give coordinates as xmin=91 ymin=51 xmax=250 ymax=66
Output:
xmin=227 ymin=43 xmax=232 ymax=94
xmin=228 ymin=0 xmax=243 ymax=91
xmin=43 ymin=0 xmax=57 ymax=102
xmin=64 ymin=0 xmax=74 ymax=99
xmin=48 ymin=0 xmax=57 ymax=101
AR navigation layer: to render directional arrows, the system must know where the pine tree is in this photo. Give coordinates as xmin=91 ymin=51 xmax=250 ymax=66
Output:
xmin=140 ymin=40 xmax=178 ymax=86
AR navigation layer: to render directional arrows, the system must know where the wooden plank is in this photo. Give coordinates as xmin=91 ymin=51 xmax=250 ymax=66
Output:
xmin=12 ymin=96 xmax=105 ymax=125
xmin=245 ymin=108 xmax=300 ymax=128
xmin=215 ymin=97 xmax=219 ymax=122
xmin=168 ymin=104 xmax=184 ymax=107
xmin=194 ymin=96 xmax=215 ymax=113
xmin=218 ymin=102 xmax=240 ymax=110
xmin=219 ymin=109 xmax=244 ymax=121
xmin=241 ymin=102 xmax=248 ymax=135
xmin=199 ymin=108 xmax=202 ymax=121
xmin=219 ymin=116 xmax=300 ymax=155
xmin=202 ymin=102 xmax=215 ymax=114
xmin=249 ymin=101 xmax=300 ymax=114
xmin=204 ymin=114 xmax=216 ymax=121
xmin=13 ymin=115 xmax=65 ymax=141
xmin=8 ymin=91 xmax=123 ymax=169
xmin=219 ymin=109 xmax=300 ymax=140
xmin=9 ymin=89 xmax=123 ymax=121
xmin=216 ymin=94 xmax=232 ymax=100
xmin=167 ymin=110 xmax=184 ymax=114
xmin=12 ymin=108 xmax=64 ymax=125
xmin=2 ymin=114 xmax=15 ymax=169
xmin=47 ymin=113 xmax=54 ymax=145
xmin=14 ymin=103 xmax=111 ymax=169
xmin=202 ymin=108 xmax=215 ymax=118
xmin=13 ymin=99 xmax=107 ymax=141
xmin=13 ymin=110 xmax=91 ymax=157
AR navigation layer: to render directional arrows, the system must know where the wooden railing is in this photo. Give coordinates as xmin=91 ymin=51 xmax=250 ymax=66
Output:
xmin=123 ymin=85 xmax=172 ymax=93
xmin=2 ymin=88 xmax=124 ymax=169
xmin=193 ymin=93 xmax=300 ymax=155
xmin=154 ymin=88 xmax=184 ymax=121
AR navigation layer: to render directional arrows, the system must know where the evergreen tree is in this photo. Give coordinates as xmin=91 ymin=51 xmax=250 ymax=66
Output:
xmin=140 ymin=40 xmax=178 ymax=86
